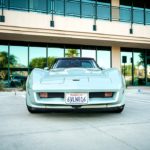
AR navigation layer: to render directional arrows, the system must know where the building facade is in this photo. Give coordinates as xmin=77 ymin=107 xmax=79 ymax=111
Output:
xmin=0 ymin=0 xmax=150 ymax=86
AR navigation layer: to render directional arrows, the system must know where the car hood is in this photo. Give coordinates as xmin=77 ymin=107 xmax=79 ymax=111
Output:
xmin=40 ymin=68 xmax=104 ymax=84
xmin=28 ymin=68 xmax=123 ymax=91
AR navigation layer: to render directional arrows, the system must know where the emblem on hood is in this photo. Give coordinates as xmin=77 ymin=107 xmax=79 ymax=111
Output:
xmin=72 ymin=79 xmax=80 ymax=81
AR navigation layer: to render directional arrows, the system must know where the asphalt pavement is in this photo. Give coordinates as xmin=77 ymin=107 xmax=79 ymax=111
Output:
xmin=0 ymin=87 xmax=150 ymax=150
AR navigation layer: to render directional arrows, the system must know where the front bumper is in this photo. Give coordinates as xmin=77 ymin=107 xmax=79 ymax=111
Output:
xmin=26 ymin=89 xmax=125 ymax=110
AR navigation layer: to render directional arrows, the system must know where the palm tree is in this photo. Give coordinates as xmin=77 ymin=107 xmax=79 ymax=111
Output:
xmin=0 ymin=51 xmax=17 ymax=79
xmin=0 ymin=51 xmax=17 ymax=68
xmin=0 ymin=51 xmax=8 ymax=68
xmin=65 ymin=49 xmax=78 ymax=57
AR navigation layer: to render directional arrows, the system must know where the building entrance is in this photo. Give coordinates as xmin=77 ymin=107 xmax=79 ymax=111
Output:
xmin=121 ymin=49 xmax=150 ymax=86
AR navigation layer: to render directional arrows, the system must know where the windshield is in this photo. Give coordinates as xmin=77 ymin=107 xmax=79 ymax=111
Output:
xmin=53 ymin=58 xmax=98 ymax=69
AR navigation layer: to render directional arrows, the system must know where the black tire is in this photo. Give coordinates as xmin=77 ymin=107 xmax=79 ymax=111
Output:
xmin=113 ymin=105 xmax=125 ymax=113
xmin=27 ymin=105 xmax=39 ymax=113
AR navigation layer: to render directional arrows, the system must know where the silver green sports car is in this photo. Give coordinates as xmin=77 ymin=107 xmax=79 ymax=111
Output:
xmin=26 ymin=57 xmax=125 ymax=113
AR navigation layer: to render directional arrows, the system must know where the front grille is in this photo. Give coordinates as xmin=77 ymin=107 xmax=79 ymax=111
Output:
xmin=89 ymin=92 xmax=114 ymax=98
xmin=39 ymin=92 xmax=114 ymax=99
xmin=39 ymin=93 xmax=64 ymax=98
xmin=48 ymin=93 xmax=64 ymax=98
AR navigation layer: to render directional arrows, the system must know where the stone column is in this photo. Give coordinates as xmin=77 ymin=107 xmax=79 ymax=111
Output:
xmin=112 ymin=46 xmax=121 ymax=71
xmin=111 ymin=0 xmax=120 ymax=21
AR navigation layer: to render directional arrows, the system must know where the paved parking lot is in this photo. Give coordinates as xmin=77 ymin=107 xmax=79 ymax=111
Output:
xmin=0 ymin=87 xmax=150 ymax=150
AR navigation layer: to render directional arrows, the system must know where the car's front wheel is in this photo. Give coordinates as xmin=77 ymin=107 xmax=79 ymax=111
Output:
xmin=113 ymin=105 xmax=125 ymax=113
xmin=26 ymin=105 xmax=39 ymax=113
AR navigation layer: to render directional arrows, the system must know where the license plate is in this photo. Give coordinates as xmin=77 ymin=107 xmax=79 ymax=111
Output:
xmin=65 ymin=93 xmax=88 ymax=105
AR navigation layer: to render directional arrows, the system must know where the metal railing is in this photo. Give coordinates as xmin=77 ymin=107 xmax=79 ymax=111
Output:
xmin=0 ymin=0 xmax=150 ymax=25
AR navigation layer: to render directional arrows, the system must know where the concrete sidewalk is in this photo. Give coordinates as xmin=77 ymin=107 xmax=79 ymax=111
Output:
xmin=126 ymin=86 xmax=150 ymax=95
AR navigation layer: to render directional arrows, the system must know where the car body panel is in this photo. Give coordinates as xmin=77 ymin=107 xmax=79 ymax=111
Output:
xmin=26 ymin=58 xmax=125 ymax=112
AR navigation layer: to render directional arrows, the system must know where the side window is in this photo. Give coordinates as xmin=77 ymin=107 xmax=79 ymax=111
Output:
xmin=81 ymin=61 xmax=92 ymax=68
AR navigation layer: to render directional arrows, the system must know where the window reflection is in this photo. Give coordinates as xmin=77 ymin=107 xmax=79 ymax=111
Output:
xmin=48 ymin=47 xmax=64 ymax=57
xmin=29 ymin=47 xmax=46 ymax=68
xmin=0 ymin=45 xmax=8 ymax=82
xmin=82 ymin=49 xmax=96 ymax=60
xmin=10 ymin=71 xmax=28 ymax=87
xmin=48 ymin=47 xmax=64 ymax=68
xmin=65 ymin=48 xmax=80 ymax=57
xmin=0 ymin=45 xmax=8 ymax=68
xmin=134 ymin=52 xmax=145 ymax=85
xmin=147 ymin=52 xmax=150 ymax=85
xmin=10 ymin=46 xmax=28 ymax=68
xmin=121 ymin=52 xmax=132 ymax=86
xmin=97 ymin=50 xmax=110 ymax=68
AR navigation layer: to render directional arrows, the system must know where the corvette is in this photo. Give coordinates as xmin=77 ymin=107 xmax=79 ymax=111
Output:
xmin=26 ymin=57 xmax=125 ymax=113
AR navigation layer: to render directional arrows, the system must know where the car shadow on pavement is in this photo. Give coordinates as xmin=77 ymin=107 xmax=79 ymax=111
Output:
xmin=27 ymin=109 xmax=124 ymax=119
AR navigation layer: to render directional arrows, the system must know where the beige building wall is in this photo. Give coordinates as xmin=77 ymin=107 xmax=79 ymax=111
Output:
xmin=111 ymin=0 xmax=119 ymax=6
xmin=0 ymin=10 xmax=150 ymax=49
xmin=111 ymin=0 xmax=120 ymax=21
xmin=112 ymin=46 xmax=121 ymax=70
xmin=0 ymin=8 xmax=150 ymax=71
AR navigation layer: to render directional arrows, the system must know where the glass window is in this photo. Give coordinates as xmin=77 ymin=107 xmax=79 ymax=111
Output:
xmin=146 ymin=9 xmax=150 ymax=25
xmin=65 ymin=48 xmax=80 ymax=57
xmin=82 ymin=49 xmax=96 ymax=60
xmin=133 ymin=7 xmax=144 ymax=24
xmin=9 ymin=0 xmax=28 ymax=10
xmin=29 ymin=47 xmax=46 ymax=68
xmin=0 ymin=45 xmax=8 ymax=82
xmin=48 ymin=47 xmax=64 ymax=57
xmin=147 ymin=52 xmax=150 ymax=85
xmin=10 ymin=71 xmax=28 ymax=87
xmin=121 ymin=52 xmax=133 ymax=86
xmin=97 ymin=50 xmax=110 ymax=69
xmin=48 ymin=47 xmax=64 ymax=68
xmin=0 ymin=45 xmax=8 ymax=68
xmin=1 ymin=0 xmax=8 ymax=9
xmin=82 ymin=0 xmax=95 ymax=18
xmin=30 ymin=0 xmax=47 ymax=13
xmin=120 ymin=5 xmax=131 ymax=22
xmin=97 ymin=2 xmax=110 ymax=20
xmin=133 ymin=52 xmax=145 ymax=85
xmin=10 ymin=46 xmax=28 ymax=68
xmin=66 ymin=0 xmax=80 ymax=17
xmin=54 ymin=58 xmax=97 ymax=68
xmin=54 ymin=0 xmax=64 ymax=15
xmin=4 ymin=0 xmax=8 ymax=8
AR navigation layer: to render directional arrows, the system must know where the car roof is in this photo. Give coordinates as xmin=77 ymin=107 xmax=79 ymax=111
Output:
xmin=56 ymin=57 xmax=94 ymax=60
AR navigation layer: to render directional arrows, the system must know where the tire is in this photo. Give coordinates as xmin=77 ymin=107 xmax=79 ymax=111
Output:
xmin=27 ymin=105 xmax=39 ymax=113
xmin=113 ymin=105 xmax=125 ymax=113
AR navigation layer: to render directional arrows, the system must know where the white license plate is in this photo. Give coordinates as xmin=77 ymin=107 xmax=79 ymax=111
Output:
xmin=65 ymin=93 xmax=88 ymax=105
